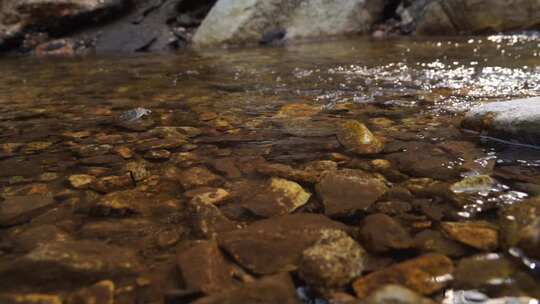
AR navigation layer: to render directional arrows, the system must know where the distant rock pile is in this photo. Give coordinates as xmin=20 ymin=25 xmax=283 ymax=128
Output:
xmin=0 ymin=0 xmax=539 ymax=54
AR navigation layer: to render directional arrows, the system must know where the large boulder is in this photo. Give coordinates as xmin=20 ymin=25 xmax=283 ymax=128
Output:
xmin=0 ymin=0 xmax=128 ymax=49
xmin=193 ymin=0 xmax=385 ymax=46
xmin=462 ymin=97 xmax=540 ymax=145
xmin=0 ymin=0 xmax=126 ymax=41
xmin=403 ymin=0 xmax=540 ymax=35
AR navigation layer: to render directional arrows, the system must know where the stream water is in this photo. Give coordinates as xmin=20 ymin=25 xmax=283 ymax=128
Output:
xmin=1 ymin=34 xmax=540 ymax=303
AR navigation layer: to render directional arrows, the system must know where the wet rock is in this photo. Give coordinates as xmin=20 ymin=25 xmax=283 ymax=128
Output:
xmin=453 ymin=253 xmax=515 ymax=289
xmin=63 ymin=130 xmax=92 ymax=140
xmin=0 ymin=0 xmax=125 ymax=52
xmin=316 ymin=169 xmax=388 ymax=217
xmin=374 ymin=200 xmax=412 ymax=216
xmin=7 ymin=224 xmax=71 ymax=252
xmin=274 ymin=103 xmax=321 ymax=119
xmin=34 ymin=38 xmax=78 ymax=57
xmin=80 ymin=154 xmax=124 ymax=166
xmin=337 ymin=120 xmax=384 ymax=155
xmin=0 ymin=195 xmax=55 ymax=227
xmin=498 ymin=197 xmax=540 ymax=248
xmin=241 ymin=177 xmax=311 ymax=218
xmin=144 ymin=149 xmax=171 ymax=160
xmin=66 ymin=280 xmax=114 ymax=304
xmin=404 ymin=178 xmax=459 ymax=206
xmin=413 ymin=230 xmax=468 ymax=258
xmin=442 ymin=290 xmax=536 ymax=304
xmin=271 ymin=137 xmax=342 ymax=157
xmin=516 ymin=218 xmax=540 ymax=260
xmin=208 ymin=158 xmax=242 ymax=179
xmin=279 ymin=119 xmax=337 ymax=137
xmin=90 ymin=174 xmax=133 ymax=193
xmin=352 ymin=254 xmax=454 ymax=298
xmin=135 ymin=137 xmax=186 ymax=152
xmin=157 ymin=229 xmax=181 ymax=248
xmin=74 ymin=144 xmax=113 ymax=158
xmin=68 ymin=174 xmax=96 ymax=189
xmin=256 ymin=162 xmax=327 ymax=184
xmin=119 ymin=107 xmax=152 ymax=122
xmin=177 ymin=166 xmax=222 ymax=190
xmin=299 ymin=229 xmax=366 ymax=293
xmin=185 ymin=187 xmax=231 ymax=206
xmin=114 ymin=146 xmax=133 ymax=159
xmin=359 ymin=213 xmax=413 ymax=253
xmin=0 ymin=240 xmax=141 ymax=288
xmin=441 ymin=221 xmax=499 ymax=251
xmin=115 ymin=118 xmax=155 ymax=132
xmin=405 ymin=0 xmax=540 ymax=35
xmin=78 ymin=218 xmax=153 ymax=240
xmin=365 ymin=285 xmax=436 ymax=304
xmin=462 ymin=97 xmax=540 ymax=145
xmin=255 ymin=162 xmax=308 ymax=183
xmin=0 ymin=158 xmax=42 ymax=178
xmin=177 ymin=240 xmax=239 ymax=294
xmin=450 ymin=175 xmax=497 ymax=194
xmin=91 ymin=189 xmax=147 ymax=216
xmin=194 ymin=0 xmax=384 ymax=46
xmin=124 ymin=161 xmax=150 ymax=182
xmin=304 ymin=160 xmax=338 ymax=174
xmin=192 ymin=273 xmax=298 ymax=304
xmin=22 ymin=141 xmax=53 ymax=154
xmin=177 ymin=126 xmax=203 ymax=138
xmin=188 ymin=199 xmax=239 ymax=239
xmin=0 ymin=293 xmax=62 ymax=304
xmin=218 ymin=214 xmax=347 ymax=274
xmin=386 ymin=142 xmax=462 ymax=180
xmin=92 ymin=0 xmax=191 ymax=53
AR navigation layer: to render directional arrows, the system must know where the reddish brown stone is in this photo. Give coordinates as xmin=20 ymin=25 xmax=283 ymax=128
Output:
xmin=352 ymin=254 xmax=454 ymax=298
xmin=192 ymin=273 xmax=299 ymax=304
xmin=177 ymin=240 xmax=239 ymax=294
xmin=316 ymin=169 xmax=388 ymax=216
xmin=441 ymin=221 xmax=498 ymax=251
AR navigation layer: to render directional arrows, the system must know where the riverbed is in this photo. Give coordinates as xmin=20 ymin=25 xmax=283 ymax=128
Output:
xmin=1 ymin=35 xmax=540 ymax=303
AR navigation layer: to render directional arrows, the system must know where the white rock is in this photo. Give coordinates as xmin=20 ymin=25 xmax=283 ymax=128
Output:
xmin=193 ymin=0 xmax=383 ymax=47
xmin=463 ymin=97 xmax=540 ymax=144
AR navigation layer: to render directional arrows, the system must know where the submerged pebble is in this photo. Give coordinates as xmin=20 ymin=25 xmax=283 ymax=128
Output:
xmin=118 ymin=107 xmax=152 ymax=122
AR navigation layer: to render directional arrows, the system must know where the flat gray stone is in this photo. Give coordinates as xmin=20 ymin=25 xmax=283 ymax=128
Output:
xmin=463 ymin=97 xmax=540 ymax=144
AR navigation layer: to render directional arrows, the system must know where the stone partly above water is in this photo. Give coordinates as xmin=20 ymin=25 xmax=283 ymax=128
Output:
xmin=193 ymin=0 xmax=385 ymax=46
xmin=337 ymin=120 xmax=384 ymax=155
xmin=463 ymin=97 xmax=540 ymax=145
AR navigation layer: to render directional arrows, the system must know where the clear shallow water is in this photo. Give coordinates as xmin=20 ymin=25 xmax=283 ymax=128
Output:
xmin=1 ymin=34 xmax=540 ymax=303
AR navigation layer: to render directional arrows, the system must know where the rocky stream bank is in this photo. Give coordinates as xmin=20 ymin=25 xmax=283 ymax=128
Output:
xmin=1 ymin=0 xmax=540 ymax=55
xmin=1 ymin=3 xmax=540 ymax=304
